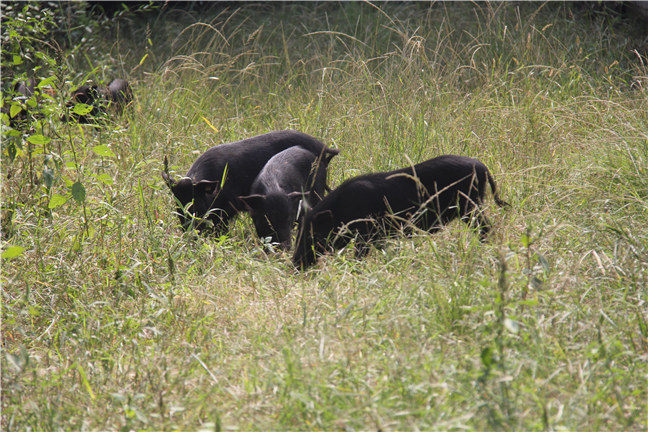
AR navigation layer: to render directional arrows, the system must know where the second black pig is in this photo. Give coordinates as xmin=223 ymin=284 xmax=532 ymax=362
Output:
xmin=63 ymin=78 xmax=132 ymax=123
xmin=1 ymin=78 xmax=55 ymax=128
xmin=238 ymin=145 xmax=339 ymax=249
xmin=293 ymin=155 xmax=509 ymax=269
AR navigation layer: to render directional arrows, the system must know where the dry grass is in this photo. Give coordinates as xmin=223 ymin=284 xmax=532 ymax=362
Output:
xmin=2 ymin=2 xmax=647 ymax=430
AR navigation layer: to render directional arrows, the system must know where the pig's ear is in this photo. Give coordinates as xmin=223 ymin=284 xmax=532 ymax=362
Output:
xmin=162 ymin=155 xmax=177 ymax=190
xmin=72 ymin=86 xmax=89 ymax=102
xmin=324 ymin=147 xmax=340 ymax=162
xmin=238 ymin=194 xmax=265 ymax=212
xmin=194 ymin=180 xmax=219 ymax=195
xmin=312 ymin=210 xmax=333 ymax=225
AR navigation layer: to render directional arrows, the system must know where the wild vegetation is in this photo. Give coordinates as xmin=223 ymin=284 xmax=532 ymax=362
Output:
xmin=2 ymin=2 xmax=647 ymax=430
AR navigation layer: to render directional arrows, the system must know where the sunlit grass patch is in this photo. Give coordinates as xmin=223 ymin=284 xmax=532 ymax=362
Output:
xmin=2 ymin=2 xmax=647 ymax=430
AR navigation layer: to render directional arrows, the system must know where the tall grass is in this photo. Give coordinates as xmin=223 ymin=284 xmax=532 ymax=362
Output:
xmin=2 ymin=2 xmax=647 ymax=430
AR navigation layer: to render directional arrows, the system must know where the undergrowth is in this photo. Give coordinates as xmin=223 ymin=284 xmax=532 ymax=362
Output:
xmin=2 ymin=2 xmax=647 ymax=430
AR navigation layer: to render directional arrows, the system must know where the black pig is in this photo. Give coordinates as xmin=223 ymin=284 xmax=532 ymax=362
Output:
xmin=292 ymin=155 xmax=509 ymax=269
xmin=162 ymin=130 xmax=339 ymax=234
xmin=63 ymin=78 xmax=132 ymax=123
xmin=1 ymin=78 xmax=46 ymax=128
xmin=238 ymin=145 xmax=339 ymax=249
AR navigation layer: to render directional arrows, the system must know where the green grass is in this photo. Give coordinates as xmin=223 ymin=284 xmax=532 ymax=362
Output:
xmin=2 ymin=2 xmax=647 ymax=430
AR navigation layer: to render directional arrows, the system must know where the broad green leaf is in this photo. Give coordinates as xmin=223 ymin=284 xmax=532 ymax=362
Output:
xmin=96 ymin=173 xmax=114 ymax=185
xmin=2 ymin=245 xmax=25 ymax=259
xmin=27 ymin=134 xmax=51 ymax=146
xmin=72 ymin=103 xmax=93 ymax=116
xmin=93 ymin=144 xmax=115 ymax=157
xmin=71 ymin=181 xmax=86 ymax=203
xmin=12 ymin=55 xmax=22 ymax=65
xmin=48 ymin=193 xmax=68 ymax=209
xmin=9 ymin=103 xmax=22 ymax=118
xmin=5 ymin=129 xmax=21 ymax=137
xmin=37 ymin=76 xmax=55 ymax=88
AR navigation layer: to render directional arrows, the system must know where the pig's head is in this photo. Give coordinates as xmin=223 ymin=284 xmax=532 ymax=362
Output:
xmin=162 ymin=156 xmax=231 ymax=233
xmin=15 ymin=79 xmax=35 ymax=98
xmin=239 ymin=191 xmax=303 ymax=249
xmin=292 ymin=208 xmax=336 ymax=269
xmin=71 ymin=85 xmax=100 ymax=104
xmin=62 ymin=84 xmax=104 ymax=123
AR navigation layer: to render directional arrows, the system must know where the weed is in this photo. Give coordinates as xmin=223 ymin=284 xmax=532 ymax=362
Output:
xmin=2 ymin=2 xmax=647 ymax=430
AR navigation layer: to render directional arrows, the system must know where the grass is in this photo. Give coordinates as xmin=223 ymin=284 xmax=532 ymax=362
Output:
xmin=2 ymin=2 xmax=647 ymax=430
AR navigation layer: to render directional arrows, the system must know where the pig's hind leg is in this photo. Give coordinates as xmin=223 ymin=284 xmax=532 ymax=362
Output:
xmin=460 ymin=208 xmax=492 ymax=241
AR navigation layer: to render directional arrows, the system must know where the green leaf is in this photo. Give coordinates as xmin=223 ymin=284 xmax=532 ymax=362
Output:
xmin=93 ymin=144 xmax=115 ymax=157
xmin=34 ymin=53 xmax=56 ymax=67
xmin=9 ymin=103 xmax=22 ymax=118
xmin=27 ymin=134 xmax=51 ymax=146
xmin=5 ymin=129 xmax=21 ymax=137
xmin=37 ymin=76 xmax=56 ymax=89
xmin=13 ymin=55 xmax=22 ymax=65
xmin=518 ymin=298 xmax=539 ymax=307
xmin=48 ymin=193 xmax=68 ymax=209
xmin=480 ymin=346 xmax=494 ymax=368
xmin=28 ymin=305 xmax=41 ymax=317
xmin=96 ymin=173 xmax=114 ymax=185
xmin=520 ymin=233 xmax=530 ymax=248
xmin=71 ymin=181 xmax=86 ymax=203
xmin=72 ymin=103 xmax=93 ymax=116
xmin=75 ymin=363 xmax=96 ymax=400
xmin=2 ymin=245 xmax=26 ymax=259
xmin=220 ymin=163 xmax=229 ymax=188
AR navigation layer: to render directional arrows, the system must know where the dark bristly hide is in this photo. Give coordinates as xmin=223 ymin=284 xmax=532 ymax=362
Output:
xmin=162 ymin=130 xmax=339 ymax=235
xmin=238 ymin=145 xmax=339 ymax=249
xmin=293 ymin=155 xmax=509 ymax=269
xmin=62 ymin=78 xmax=133 ymax=123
